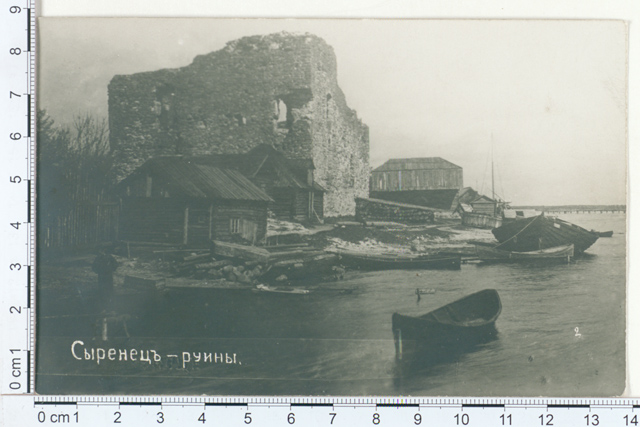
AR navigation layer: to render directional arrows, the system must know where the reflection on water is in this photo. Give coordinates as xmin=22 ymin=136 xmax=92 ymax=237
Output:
xmin=37 ymin=213 xmax=625 ymax=396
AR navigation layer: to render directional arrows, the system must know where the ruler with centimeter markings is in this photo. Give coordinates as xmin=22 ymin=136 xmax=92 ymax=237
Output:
xmin=3 ymin=4 xmax=640 ymax=426
xmin=1 ymin=0 xmax=36 ymax=400
xmin=3 ymin=396 xmax=640 ymax=426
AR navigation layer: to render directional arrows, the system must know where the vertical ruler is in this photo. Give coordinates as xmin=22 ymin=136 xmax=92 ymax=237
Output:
xmin=0 ymin=0 xmax=36 ymax=396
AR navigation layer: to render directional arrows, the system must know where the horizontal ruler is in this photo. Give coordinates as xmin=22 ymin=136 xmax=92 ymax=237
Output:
xmin=3 ymin=396 xmax=640 ymax=426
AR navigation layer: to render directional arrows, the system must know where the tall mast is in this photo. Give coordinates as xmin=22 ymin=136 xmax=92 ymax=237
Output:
xmin=491 ymin=134 xmax=496 ymax=216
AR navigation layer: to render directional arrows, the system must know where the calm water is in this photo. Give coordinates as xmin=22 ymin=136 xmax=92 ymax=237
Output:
xmin=37 ymin=213 xmax=626 ymax=396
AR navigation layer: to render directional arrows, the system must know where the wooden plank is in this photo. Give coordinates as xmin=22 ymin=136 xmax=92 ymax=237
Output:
xmin=183 ymin=206 xmax=189 ymax=245
xmin=212 ymin=240 xmax=270 ymax=262
xmin=265 ymin=243 xmax=310 ymax=251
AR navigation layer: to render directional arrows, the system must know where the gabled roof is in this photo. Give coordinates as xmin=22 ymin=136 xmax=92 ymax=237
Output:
xmin=374 ymin=157 xmax=461 ymax=172
xmin=188 ymin=144 xmax=323 ymax=191
xmin=120 ymin=157 xmax=273 ymax=202
xmin=471 ymin=195 xmax=497 ymax=204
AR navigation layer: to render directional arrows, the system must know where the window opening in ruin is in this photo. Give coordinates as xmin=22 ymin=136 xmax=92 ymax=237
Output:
xmin=230 ymin=218 xmax=240 ymax=234
xmin=155 ymin=84 xmax=176 ymax=130
xmin=276 ymin=99 xmax=288 ymax=125
xmin=273 ymin=98 xmax=294 ymax=132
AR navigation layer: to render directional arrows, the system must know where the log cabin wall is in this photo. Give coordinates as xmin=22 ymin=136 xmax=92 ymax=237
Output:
xmin=293 ymin=189 xmax=310 ymax=221
xmin=119 ymin=198 xmax=185 ymax=244
xmin=213 ymin=202 xmax=268 ymax=244
xmin=291 ymin=189 xmax=325 ymax=221
xmin=186 ymin=200 xmax=213 ymax=246
xmin=313 ymin=190 xmax=324 ymax=220
xmin=270 ymin=188 xmax=295 ymax=219
xmin=267 ymin=187 xmax=324 ymax=221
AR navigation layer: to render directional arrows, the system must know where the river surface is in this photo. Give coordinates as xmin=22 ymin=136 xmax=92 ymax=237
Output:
xmin=37 ymin=213 xmax=626 ymax=396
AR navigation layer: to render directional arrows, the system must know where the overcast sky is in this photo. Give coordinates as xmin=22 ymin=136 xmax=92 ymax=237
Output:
xmin=38 ymin=18 xmax=627 ymax=206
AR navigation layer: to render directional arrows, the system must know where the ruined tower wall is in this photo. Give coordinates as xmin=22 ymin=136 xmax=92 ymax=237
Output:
xmin=109 ymin=33 xmax=369 ymax=216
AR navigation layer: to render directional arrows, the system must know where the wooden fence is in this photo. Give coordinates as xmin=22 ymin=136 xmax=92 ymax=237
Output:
xmin=39 ymin=201 xmax=120 ymax=251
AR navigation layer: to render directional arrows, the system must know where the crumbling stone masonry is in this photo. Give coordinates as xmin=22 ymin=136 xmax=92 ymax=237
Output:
xmin=108 ymin=32 xmax=370 ymax=216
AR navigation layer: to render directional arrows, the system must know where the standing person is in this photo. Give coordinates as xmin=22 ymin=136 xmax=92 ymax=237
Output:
xmin=92 ymin=248 xmax=119 ymax=311
xmin=92 ymin=248 xmax=119 ymax=340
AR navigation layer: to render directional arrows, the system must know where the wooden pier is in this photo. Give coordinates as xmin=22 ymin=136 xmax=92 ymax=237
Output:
xmin=512 ymin=206 xmax=626 ymax=215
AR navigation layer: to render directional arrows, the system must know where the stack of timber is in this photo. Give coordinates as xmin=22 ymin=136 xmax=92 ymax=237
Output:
xmin=212 ymin=240 xmax=270 ymax=263
xmin=355 ymin=197 xmax=436 ymax=225
xmin=491 ymin=214 xmax=599 ymax=253
xmin=163 ymin=251 xmax=233 ymax=278
xmin=262 ymin=243 xmax=340 ymax=282
xmin=211 ymin=240 xmax=342 ymax=283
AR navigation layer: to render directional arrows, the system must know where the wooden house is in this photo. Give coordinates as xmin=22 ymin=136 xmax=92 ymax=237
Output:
xmin=369 ymin=157 xmax=462 ymax=210
xmin=469 ymin=195 xmax=500 ymax=216
xmin=453 ymin=187 xmax=501 ymax=216
xmin=192 ymin=145 xmax=325 ymax=222
xmin=118 ymin=157 xmax=273 ymax=246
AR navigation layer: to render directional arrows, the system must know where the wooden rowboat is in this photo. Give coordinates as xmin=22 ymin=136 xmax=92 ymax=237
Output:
xmin=491 ymin=214 xmax=598 ymax=253
xmin=392 ymin=289 xmax=501 ymax=363
xmin=329 ymin=248 xmax=461 ymax=270
xmin=592 ymin=230 xmax=613 ymax=238
xmin=254 ymin=284 xmax=310 ymax=294
xmin=474 ymin=243 xmax=574 ymax=263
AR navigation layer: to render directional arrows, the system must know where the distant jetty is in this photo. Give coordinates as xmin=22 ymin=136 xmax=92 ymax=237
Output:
xmin=511 ymin=205 xmax=626 ymax=214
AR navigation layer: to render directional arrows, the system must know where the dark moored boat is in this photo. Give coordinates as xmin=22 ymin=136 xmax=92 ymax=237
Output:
xmin=330 ymin=249 xmax=461 ymax=270
xmin=392 ymin=289 xmax=501 ymax=363
xmin=593 ymin=230 xmax=613 ymax=238
xmin=491 ymin=214 xmax=598 ymax=253
xmin=475 ymin=243 xmax=574 ymax=263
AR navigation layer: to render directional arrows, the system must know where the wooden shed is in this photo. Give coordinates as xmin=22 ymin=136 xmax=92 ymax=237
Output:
xmin=191 ymin=145 xmax=325 ymax=222
xmin=369 ymin=157 xmax=462 ymax=209
xmin=118 ymin=157 xmax=273 ymax=246
xmin=453 ymin=187 xmax=501 ymax=216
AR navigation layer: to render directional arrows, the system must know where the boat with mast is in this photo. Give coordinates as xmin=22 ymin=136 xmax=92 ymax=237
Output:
xmin=459 ymin=139 xmax=507 ymax=228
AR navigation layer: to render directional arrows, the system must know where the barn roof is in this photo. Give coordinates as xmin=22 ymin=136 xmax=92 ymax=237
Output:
xmin=120 ymin=157 xmax=274 ymax=202
xmin=373 ymin=157 xmax=461 ymax=172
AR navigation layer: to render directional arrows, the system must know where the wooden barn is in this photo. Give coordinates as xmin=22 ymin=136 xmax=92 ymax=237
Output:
xmin=191 ymin=145 xmax=325 ymax=222
xmin=369 ymin=157 xmax=463 ymax=210
xmin=118 ymin=157 xmax=273 ymax=246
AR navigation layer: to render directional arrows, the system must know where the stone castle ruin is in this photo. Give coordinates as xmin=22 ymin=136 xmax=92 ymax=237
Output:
xmin=108 ymin=32 xmax=370 ymax=216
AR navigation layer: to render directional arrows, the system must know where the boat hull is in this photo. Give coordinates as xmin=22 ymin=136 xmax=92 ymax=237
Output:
xmin=491 ymin=214 xmax=598 ymax=253
xmin=475 ymin=243 xmax=574 ymax=263
xmin=333 ymin=250 xmax=461 ymax=271
xmin=392 ymin=289 xmax=501 ymax=364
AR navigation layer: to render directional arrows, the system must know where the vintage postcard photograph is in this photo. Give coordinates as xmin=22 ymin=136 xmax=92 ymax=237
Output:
xmin=36 ymin=18 xmax=627 ymax=396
